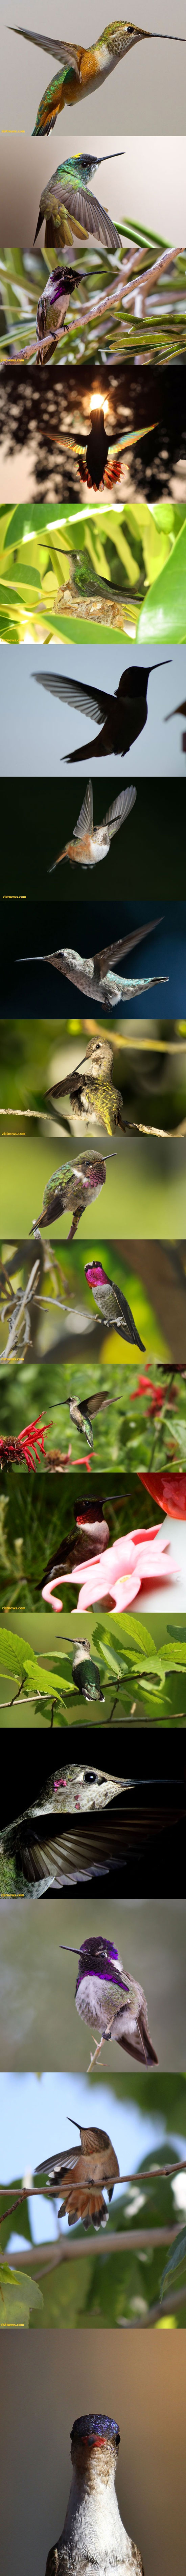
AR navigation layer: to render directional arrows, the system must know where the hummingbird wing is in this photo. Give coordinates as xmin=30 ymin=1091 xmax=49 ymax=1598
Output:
xmin=35 ymin=2147 xmax=79 ymax=2182
xmin=73 ymin=781 xmax=93 ymax=838
xmin=85 ymin=1391 xmax=110 ymax=1418
xmin=33 ymin=672 xmax=110 ymax=724
xmin=58 ymin=181 xmax=119 ymax=250
xmin=93 ymin=916 xmax=163 ymax=977
xmin=109 ymin=421 xmax=156 ymax=457
xmin=12 ymin=29 xmax=82 ymax=71
xmin=103 ymin=787 xmax=136 ymax=833
xmin=111 ymin=1282 xmax=145 ymax=1350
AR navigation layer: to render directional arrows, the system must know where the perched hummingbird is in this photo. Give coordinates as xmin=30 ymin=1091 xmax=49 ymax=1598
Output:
xmin=40 ymin=1500 xmax=110 ymax=1607
xmin=34 ymin=153 xmax=122 ymax=252
xmin=44 ymin=2412 xmax=144 ymax=2576
xmin=61 ymin=1933 xmax=158 ymax=2069
xmin=48 ymin=784 xmax=136 ymax=874
xmin=12 ymin=18 xmax=185 ymax=140
xmin=21 ymin=927 xmax=167 ymax=1014
xmin=29 ymin=1154 xmax=108 ymax=1241
xmin=36 ymin=264 xmax=83 ymax=361
xmin=34 ymin=662 xmax=169 ymax=765
xmin=64 ymin=1389 xmax=110 ymax=1453
xmin=85 ymin=1260 xmax=145 ymax=1349
xmin=72 ymin=1642 xmax=105 ymax=1699
xmin=45 ymin=1036 xmax=125 ymax=1138
xmin=35 ymin=2122 xmax=120 ymax=2230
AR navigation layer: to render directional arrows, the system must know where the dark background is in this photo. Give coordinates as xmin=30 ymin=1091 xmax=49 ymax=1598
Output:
xmin=1 ymin=365 xmax=186 ymax=503
xmin=2 ymin=778 xmax=186 ymax=903
xmin=1 ymin=1724 xmax=185 ymax=1898
xmin=1 ymin=896 xmax=186 ymax=1019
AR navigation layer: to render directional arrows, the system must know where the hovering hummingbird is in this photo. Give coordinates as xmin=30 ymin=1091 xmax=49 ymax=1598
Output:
xmin=64 ymin=1389 xmax=110 ymax=1453
xmin=40 ymin=1500 xmax=110 ymax=1607
xmin=35 ymin=264 xmax=83 ymax=360
xmin=45 ymin=1035 xmax=125 ymax=1138
xmin=12 ymin=18 xmax=185 ymax=140
xmin=20 ymin=925 xmax=168 ymax=1015
xmin=48 ymin=403 xmax=156 ymax=495
xmin=29 ymin=1154 xmax=108 ymax=1241
xmin=44 ymin=2411 xmax=144 ymax=2576
xmin=34 ymin=152 xmax=122 ymax=252
xmin=34 ymin=662 xmax=170 ymax=765
xmin=35 ymin=2122 xmax=120 ymax=2230
xmin=85 ymin=1259 xmax=145 ymax=1350
xmin=48 ymin=784 xmax=135 ymax=874
xmin=60 ymin=1933 xmax=158 ymax=2069
xmin=164 ymin=696 xmax=186 ymax=758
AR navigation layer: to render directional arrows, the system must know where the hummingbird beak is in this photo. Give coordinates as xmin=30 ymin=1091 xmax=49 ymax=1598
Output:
xmin=60 ymin=1944 xmax=79 ymax=1954
xmin=67 ymin=2117 xmax=81 ymax=2129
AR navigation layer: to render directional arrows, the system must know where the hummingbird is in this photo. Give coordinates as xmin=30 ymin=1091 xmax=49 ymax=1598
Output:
xmin=44 ymin=2412 xmax=144 ymax=2576
xmin=45 ymin=1036 xmax=125 ymax=1138
xmin=29 ymin=1154 xmax=108 ymax=1241
xmin=33 ymin=152 xmax=122 ymax=253
xmin=12 ymin=18 xmax=185 ymax=140
xmin=64 ymin=1389 xmax=110 ymax=1453
xmin=164 ymin=696 xmax=186 ymax=758
xmin=35 ymin=2122 xmax=120 ymax=2230
xmin=60 ymin=1933 xmax=158 ymax=2070
xmin=85 ymin=1259 xmax=145 ymax=1349
xmin=47 ymin=407 xmax=156 ymax=496
xmin=40 ymin=1500 xmax=110 ymax=1607
xmin=21 ymin=928 xmax=168 ymax=1015
xmin=35 ymin=265 xmax=83 ymax=361
xmin=48 ymin=784 xmax=136 ymax=874
xmin=0 ymin=1813 xmax=137 ymax=1895
xmin=34 ymin=662 xmax=170 ymax=764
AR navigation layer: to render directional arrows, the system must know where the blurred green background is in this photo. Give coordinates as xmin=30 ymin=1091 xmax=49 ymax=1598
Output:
xmin=1 ymin=1609 xmax=186 ymax=1727
xmin=0 ymin=1467 xmax=167 ymax=1611
xmin=1 ymin=1357 xmax=186 ymax=1468
xmin=1 ymin=1135 xmax=186 ymax=1244
xmin=0 ymin=1893 xmax=185 ymax=2069
xmin=1 ymin=1237 xmax=186 ymax=1362
xmin=1 ymin=2069 xmax=186 ymax=2328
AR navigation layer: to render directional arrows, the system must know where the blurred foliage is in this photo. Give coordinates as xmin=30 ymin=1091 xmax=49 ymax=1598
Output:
xmin=1 ymin=2076 xmax=186 ymax=2324
xmin=0 ymin=499 xmax=186 ymax=642
xmin=0 ymin=2257 xmax=43 ymax=2325
xmin=1 ymin=1018 xmax=186 ymax=1140
xmin=0 ymin=1472 xmax=167 ymax=1609
xmin=1 ymin=1356 xmax=186 ymax=1468
xmin=0 ymin=1238 xmax=170 ymax=1365
xmin=0 ymin=239 xmax=186 ymax=368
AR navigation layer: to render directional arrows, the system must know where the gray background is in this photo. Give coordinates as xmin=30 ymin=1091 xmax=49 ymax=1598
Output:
xmin=0 ymin=1895 xmax=185 ymax=2068
xmin=0 ymin=644 xmax=186 ymax=774
xmin=1 ymin=1 xmax=186 ymax=134
xmin=0 ymin=132 xmax=185 ymax=242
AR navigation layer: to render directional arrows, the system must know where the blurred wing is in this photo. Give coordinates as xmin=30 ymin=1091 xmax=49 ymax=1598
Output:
xmin=103 ymin=787 xmax=136 ymax=830
xmin=73 ymin=781 xmax=93 ymax=838
xmin=94 ymin=916 xmax=163 ymax=975
xmin=110 ymin=420 xmax=157 ymax=457
xmin=86 ymin=1391 xmax=110 ymax=1418
xmin=13 ymin=28 xmax=82 ymax=70
xmin=33 ymin=672 xmax=109 ymax=723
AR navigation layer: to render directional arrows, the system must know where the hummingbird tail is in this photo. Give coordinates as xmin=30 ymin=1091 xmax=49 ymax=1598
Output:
xmin=59 ymin=2183 xmax=109 ymax=2229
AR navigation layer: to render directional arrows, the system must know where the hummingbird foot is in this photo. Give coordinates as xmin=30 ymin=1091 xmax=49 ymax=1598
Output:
xmin=87 ymin=2036 xmax=106 ymax=2072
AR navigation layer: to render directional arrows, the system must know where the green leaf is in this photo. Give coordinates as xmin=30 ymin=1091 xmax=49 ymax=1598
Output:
xmin=137 ymin=515 xmax=186 ymax=642
xmin=160 ymin=2228 xmax=186 ymax=2298
xmin=0 ymin=1625 xmax=71 ymax=1697
xmin=0 ymin=2261 xmax=43 ymax=2323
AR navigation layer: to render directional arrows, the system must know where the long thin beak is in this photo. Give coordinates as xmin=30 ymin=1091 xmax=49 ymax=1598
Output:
xmin=67 ymin=2117 xmax=82 ymax=2129
xmin=60 ymin=1944 xmax=79 ymax=1953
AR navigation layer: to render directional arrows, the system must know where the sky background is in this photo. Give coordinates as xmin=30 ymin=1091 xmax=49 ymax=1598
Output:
xmin=1 ymin=5 xmax=186 ymax=136
xmin=0 ymin=645 xmax=186 ymax=775
xmin=1 ymin=2067 xmax=186 ymax=2245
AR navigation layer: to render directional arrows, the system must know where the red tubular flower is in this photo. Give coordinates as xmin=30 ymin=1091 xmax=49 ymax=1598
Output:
xmin=132 ymin=1374 xmax=167 ymax=1414
xmin=0 ymin=1415 xmax=52 ymax=1470
xmin=139 ymin=1471 xmax=186 ymax=1520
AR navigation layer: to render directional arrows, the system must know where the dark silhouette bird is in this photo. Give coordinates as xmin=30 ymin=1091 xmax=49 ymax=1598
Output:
xmin=44 ymin=2411 xmax=144 ymax=2576
xmin=47 ymin=404 xmax=156 ymax=494
xmin=33 ymin=661 xmax=169 ymax=764
xmin=29 ymin=1153 xmax=108 ymax=1240
xmin=60 ymin=1932 xmax=158 ymax=2070
xmin=85 ymin=1258 xmax=145 ymax=1349
xmin=35 ymin=2122 xmax=120 ymax=2229
xmin=19 ymin=925 xmax=168 ymax=1014
xmin=33 ymin=152 xmax=122 ymax=251
xmin=40 ymin=1499 xmax=110 ymax=1606
xmin=12 ymin=17 xmax=185 ymax=140
xmin=165 ymin=696 xmax=186 ymax=758
xmin=35 ymin=265 xmax=83 ymax=360
xmin=48 ymin=783 xmax=135 ymax=873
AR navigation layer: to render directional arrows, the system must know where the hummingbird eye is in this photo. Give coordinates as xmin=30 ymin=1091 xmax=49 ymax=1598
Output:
xmin=84 ymin=1770 xmax=96 ymax=1783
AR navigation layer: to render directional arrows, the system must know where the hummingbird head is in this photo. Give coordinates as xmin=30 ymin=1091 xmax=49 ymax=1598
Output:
xmin=75 ymin=1496 xmax=106 ymax=1525
xmin=85 ymin=1261 xmax=108 ymax=1287
xmin=70 ymin=2414 xmax=120 ymax=2466
xmin=116 ymin=662 xmax=170 ymax=702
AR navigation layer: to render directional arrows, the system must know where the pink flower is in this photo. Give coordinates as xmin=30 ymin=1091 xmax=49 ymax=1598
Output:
xmin=61 ymin=1521 xmax=178 ymax=1614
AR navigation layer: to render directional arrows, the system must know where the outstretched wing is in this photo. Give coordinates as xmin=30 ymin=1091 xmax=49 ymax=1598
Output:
xmin=85 ymin=1391 xmax=110 ymax=1419
xmin=103 ymin=787 xmax=136 ymax=832
xmin=94 ymin=915 xmax=163 ymax=976
xmin=110 ymin=420 xmax=156 ymax=457
xmin=12 ymin=28 xmax=82 ymax=70
xmin=73 ymin=781 xmax=93 ymax=838
xmin=33 ymin=672 xmax=109 ymax=724
xmin=35 ymin=2148 xmax=77 ymax=2182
